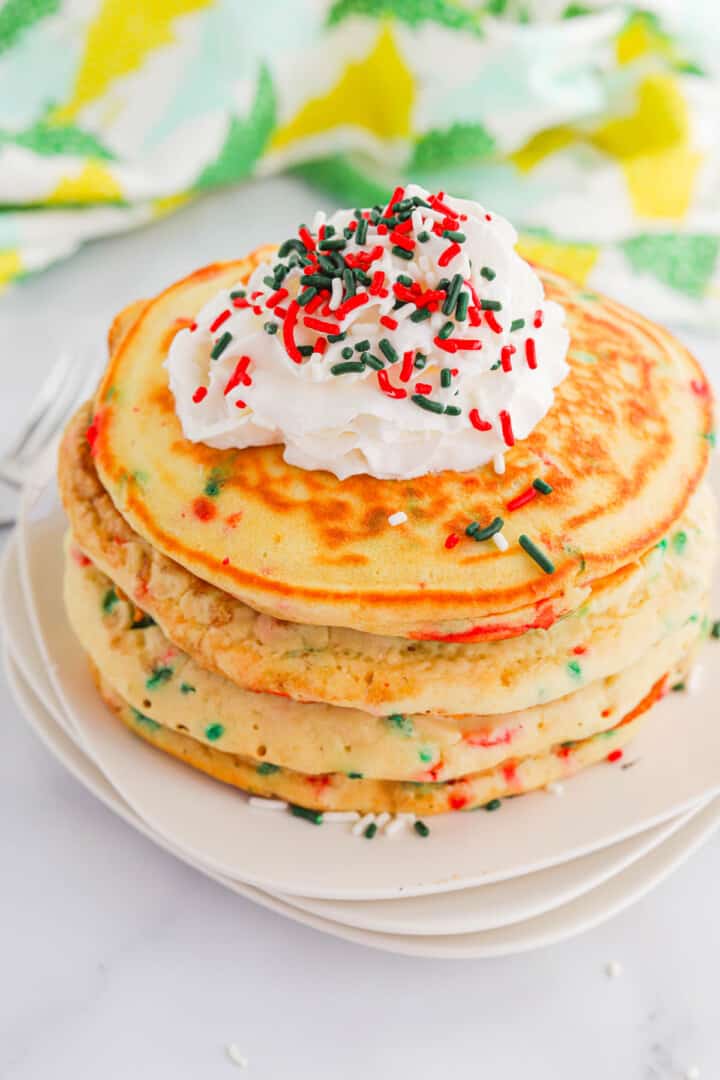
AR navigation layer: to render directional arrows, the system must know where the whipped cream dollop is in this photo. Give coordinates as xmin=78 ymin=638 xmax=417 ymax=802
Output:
xmin=166 ymin=184 xmax=570 ymax=480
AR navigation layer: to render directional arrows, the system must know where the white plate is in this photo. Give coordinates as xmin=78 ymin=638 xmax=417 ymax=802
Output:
xmin=4 ymin=534 xmax=701 ymax=934
xmin=17 ymin=471 xmax=720 ymax=900
xmin=7 ymin=648 xmax=720 ymax=959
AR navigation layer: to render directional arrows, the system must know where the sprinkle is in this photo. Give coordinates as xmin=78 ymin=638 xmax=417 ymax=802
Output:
xmin=472 ymin=516 xmax=505 ymax=542
xmin=353 ymin=813 xmax=375 ymax=837
xmin=224 ymin=356 xmax=253 ymax=396
xmin=101 ymin=588 xmax=118 ymax=614
xmin=480 ymin=266 xmax=496 ymax=280
xmin=481 ymin=299 xmax=502 ymax=311
xmin=525 ymin=338 xmax=537 ymax=369
xmin=506 ymin=486 xmax=538 ymax=512
xmin=192 ymin=386 xmax=207 ymax=403
xmin=388 ymin=511 xmax=408 ymax=526
xmin=341 ymin=346 xmax=354 ymax=359
xmin=414 ymin=820 xmax=430 ymax=837
xmin=331 ymin=361 xmax=365 ymax=375
xmin=499 ymin=409 xmax=515 ymax=446
xmin=364 ymin=354 xmax=385 ymax=371
xmin=436 ymin=321 xmax=453 ymax=341
xmin=607 ymin=749 xmax=624 ymax=765
xmin=249 ymin=797 xmax=288 ymax=810
xmin=229 ymin=289 xmax=246 ymax=300
xmin=226 ymin=1045 xmax=249 ymax=1069
xmin=484 ymin=798 xmax=502 ymax=812
xmin=290 ymin=805 xmax=323 ymax=825
xmin=180 ymin=683 xmax=196 ymax=694
xmin=510 ymin=318 xmax=525 ymax=332
xmin=519 ymin=534 xmax=555 ymax=574
xmin=205 ymin=723 xmax=224 ymax=741
xmin=318 ymin=236 xmax=346 ymax=251
xmin=417 ymin=230 xmax=430 ymax=242
xmin=377 ymin=369 xmax=407 ymax=398
xmin=500 ymin=344 xmax=515 ymax=371
xmin=304 ymin=316 xmax=341 ymax=335
xmin=411 ymin=394 xmax=444 ymax=414
xmin=146 ymin=666 xmax=173 ymax=689
xmin=379 ymin=338 xmax=399 ymax=364
xmin=493 ymin=453 xmax=506 ymax=475
xmin=322 ymin=811 xmax=361 ymax=823
xmin=711 ymin=621 xmax=720 ymax=639
xmin=375 ymin=812 xmax=391 ymax=830
xmin=210 ymin=331 xmax=232 ymax=360
xmin=282 ymin=300 xmax=302 ymax=364
xmin=263 ymin=321 xmax=278 ymax=335
xmin=399 ymin=350 xmax=415 ymax=383
xmin=384 ymin=816 xmax=407 ymax=836
xmin=434 ymin=337 xmax=482 ymax=353
xmin=392 ymin=245 xmax=414 ymax=260
xmin=355 ymin=339 xmax=371 ymax=353
xmin=455 ymin=292 xmax=469 ymax=321
xmin=364 ymin=823 xmax=378 ymax=839
xmin=438 ymin=242 xmax=461 ymax=267
xmin=533 ymin=308 xmax=544 ymax=328
xmin=327 ymin=332 xmax=347 ymax=343
xmin=493 ymin=531 xmax=509 ymax=552
xmin=266 ymin=287 xmax=288 ymax=309
xmin=414 ymin=353 xmax=427 ymax=369
xmin=533 ymin=478 xmax=553 ymax=495
xmin=469 ymin=409 xmax=492 ymax=432
xmin=605 ymin=961 xmax=623 ymax=978
xmin=445 ymin=532 xmax=460 ymax=549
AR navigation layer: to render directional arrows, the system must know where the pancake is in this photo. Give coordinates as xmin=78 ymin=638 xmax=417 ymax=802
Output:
xmin=65 ymin=538 xmax=706 ymax=783
xmin=88 ymin=254 xmax=713 ymax=638
xmin=60 ymin=403 xmax=717 ymax=716
xmin=93 ymin=655 xmax=692 ymax=815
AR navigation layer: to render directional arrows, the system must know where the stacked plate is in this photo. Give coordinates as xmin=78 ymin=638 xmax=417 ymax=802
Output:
xmin=3 ymin=455 xmax=720 ymax=959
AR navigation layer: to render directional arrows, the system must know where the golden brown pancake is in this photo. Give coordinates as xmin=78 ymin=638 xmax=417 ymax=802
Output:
xmin=88 ymin=253 xmax=713 ymax=638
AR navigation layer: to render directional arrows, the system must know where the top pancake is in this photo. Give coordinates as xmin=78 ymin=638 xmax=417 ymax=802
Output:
xmin=90 ymin=251 xmax=713 ymax=637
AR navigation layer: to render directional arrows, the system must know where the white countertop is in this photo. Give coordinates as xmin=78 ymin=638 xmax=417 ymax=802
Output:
xmin=0 ymin=178 xmax=718 ymax=1080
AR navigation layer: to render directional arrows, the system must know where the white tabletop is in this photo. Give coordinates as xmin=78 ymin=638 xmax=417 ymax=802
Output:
xmin=0 ymin=178 xmax=717 ymax=1079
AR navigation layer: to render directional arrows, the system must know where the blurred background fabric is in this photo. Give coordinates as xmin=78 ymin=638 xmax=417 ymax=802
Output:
xmin=0 ymin=0 xmax=718 ymax=325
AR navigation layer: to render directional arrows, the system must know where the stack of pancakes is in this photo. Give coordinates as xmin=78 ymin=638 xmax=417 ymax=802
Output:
xmin=58 ymin=253 xmax=716 ymax=815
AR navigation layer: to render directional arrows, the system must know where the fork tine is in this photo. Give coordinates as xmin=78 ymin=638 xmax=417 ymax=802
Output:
xmin=3 ymin=351 xmax=73 ymax=460
xmin=17 ymin=358 xmax=91 ymax=462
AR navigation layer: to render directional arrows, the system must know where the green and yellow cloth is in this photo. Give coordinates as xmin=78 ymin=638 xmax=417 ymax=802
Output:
xmin=1 ymin=0 xmax=718 ymax=324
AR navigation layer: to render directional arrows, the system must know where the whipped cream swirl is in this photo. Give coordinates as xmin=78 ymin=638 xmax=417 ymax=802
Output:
xmin=166 ymin=184 xmax=570 ymax=480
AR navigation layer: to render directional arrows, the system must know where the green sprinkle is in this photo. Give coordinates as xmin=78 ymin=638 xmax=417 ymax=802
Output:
xmin=130 ymin=614 xmax=156 ymax=630
xmin=413 ymin=196 xmax=432 ymax=208
xmin=146 ymin=666 xmax=173 ymax=690
xmin=392 ymin=245 xmax=414 ymax=260
xmin=298 ymin=345 xmax=314 ymax=357
xmin=711 ymin=620 xmax=720 ymax=639
xmin=443 ymin=230 xmax=466 ymax=242
xmin=567 ymin=660 xmax=582 ymax=679
xmin=533 ymin=478 xmax=553 ymax=495
xmin=297 ymin=287 xmax=317 ymax=307
xmin=355 ymin=339 xmax=371 ymax=352
xmin=480 ymin=267 xmax=496 ymax=280
xmin=257 ymin=762 xmax=280 ymax=775
xmin=363 ymin=353 xmax=384 ymax=370
xmin=481 ymin=299 xmax=502 ymax=311
xmin=342 ymin=268 xmax=355 ymax=297
xmin=411 ymin=395 xmax=444 ymax=414
xmin=671 ymin=681 xmax=686 ymax=692
xmin=204 ymin=467 xmax=226 ymax=497
xmin=278 ymin=238 xmax=307 ymax=257
xmin=417 ymin=230 xmax=430 ymax=243
xmin=379 ymin=338 xmax=399 ymax=364
xmin=263 ymin=321 xmax=278 ymax=335
xmin=101 ymin=588 xmax=118 ymax=614
xmin=347 ymin=772 xmax=364 ymax=779
xmin=318 ymin=237 xmax=346 ymax=251
xmin=440 ymin=368 xmax=452 ymax=388
xmin=317 ymin=254 xmax=339 ymax=275
xmin=418 ymin=747 xmax=435 ymax=763
xmin=672 ymin=530 xmax=688 ymax=554
xmin=131 ymin=708 xmax=161 ymax=732
xmin=414 ymin=820 xmax=430 ymax=837
xmin=510 ymin=318 xmax=525 ymax=331
xmin=324 ymin=224 xmax=336 ymax=238
xmin=656 ymin=537 xmax=668 ymax=552
xmin=210 ymin=331 xmax=232 ymax=359
xmin=445 ymin=405 xmax=462 ymax=417
xmin=414 ymin=353 xmax=427 ymax=369
xmin=341 ymin=346 xmax=354 ymax=359
xmin=205 ymin=723 xmax=224 ymax=742
xmin=355 ymin=218 xmax=368 ymax=245
xmin=327 ymin=332 xmax=347 ymax=343
xmin=180 ymin=683 xmax=196 ymax=695
xmin=410 ymin=307 xmax=432 ymax=323
xmin=387 ymin=713 xmax=415 ymax=736
xmin=331 ymin=361 xmax=365 ymax=375
xmin=230 ymin=289 xmax=246 ymax=300
xmin=263 ymin=275 xmax=276 ymax=288
xmin=471 ymin=516 xmax=505 ymax=542
xmin=455 ymin=291 xmax=469 ymax=321
xmin=343 ymin=227 xmax=353 ymax=239
xmin=484 ymin=798 xmax=502 ymax=812
xmin=703 ymin=431 xmax=716 ymax=447
xmin=302 ymin=273 xmax=333 ymax=289
xmin=466 ymin=521 xmax=480 ymax=537
xmin=364 ymin=823 xmax=378 ymax=839
xmin=442 ymin=273 xmax=463 ymax=316
xmin=397 ymin=274 xmax=414 ymax=286
xmin=519 ymin=534 xmax=555 ymax=574
xmin=291 ymin=805 xmax=323 ymax=825
xmin=438 ymin=321 xmax=455 ymax=340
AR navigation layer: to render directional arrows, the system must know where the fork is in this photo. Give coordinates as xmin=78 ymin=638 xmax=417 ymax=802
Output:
xmin=0 ymin=348 xmax=101 ymax=524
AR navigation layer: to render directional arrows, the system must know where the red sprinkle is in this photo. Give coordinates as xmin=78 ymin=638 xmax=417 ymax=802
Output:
xmin=444 ymin=532 xmax=460 ymax=549
xmin=303 ymin=316 xmax=341 ymax=335
xmin=415 ymin=382 xmax=432 ymax=395
xmin=377 ymin=223 xmax=388 ymax=235
xmin=334 ymin=292 xmax=369 ymax=320
xmin=533 ymin=308 xmax=544 ymax=328
xmin=298 ymin=226 xmax=315 ymax=251
xmin=438 ymin=242 xmax=461 ymax=267
xmin=282 ymin=300 xmax=303 ymax=364
xmin=192 ymin=386 xmax=208 ymax=403
xmin=314 ymin=337 xmax=328 ymax=355
xmin=468 ymin=307 xmax=482 ymax=327
xmin=209 ymin=309 xmax=231 ymax=333
xmin=469 ymin=409 xmax=492 ymax=432
xmin=499 ymin=409 xmax=515 ymax=446
xmin=484 ymin=310 xmax=503 ymax=334
xmin=385 ymin=184 xmax=405 ymax=217
xmin=691 ymin=379 xmax=710 ymax=396
xmin=306 ymin=292 xmax=325 ymax=314
xmin=607 ymin=749 xmax=623 ymax=763
xmin=86 ymin=418 xmax=100 ymax=454
xmin=399 ymin=350 xmax=415 ymax=383
xmin=224 ymin=356 xmax=252 ymax=395
xmin=506 ymin=486 xmax=537 ymax=512
xmin=379 ymin=315 xmax=398 ymax=331
xmin=192 ymin=497 xmax=216 ymax=522
xmin=231 ymin=296 xmax=249 ymax=309
xmin=500 ymin=344 xmax=515 ymax=372
xmin=235 ymin=399 xmax=246 ymax=409
xmin=434 ymin=337 xmax=482 ymax=353
xmin=266 ymin=288 xmax=288 ymax=309
xmin=525 ymin=338 xmax=537 ymax=369
xmin=390 ymin=231 xmax=414 ymax=251
xmin=377 ymin=369 xmax=407 ymax=399
xmin=369 ymin=271 xmax=385 ymax=295
xmin=189 ymin=321 xmax=198 ymax=332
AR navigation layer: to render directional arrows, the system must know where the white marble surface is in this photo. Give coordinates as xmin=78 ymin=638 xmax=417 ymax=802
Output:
xmin=1 ymin=178 xmax=718 ymax=1079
